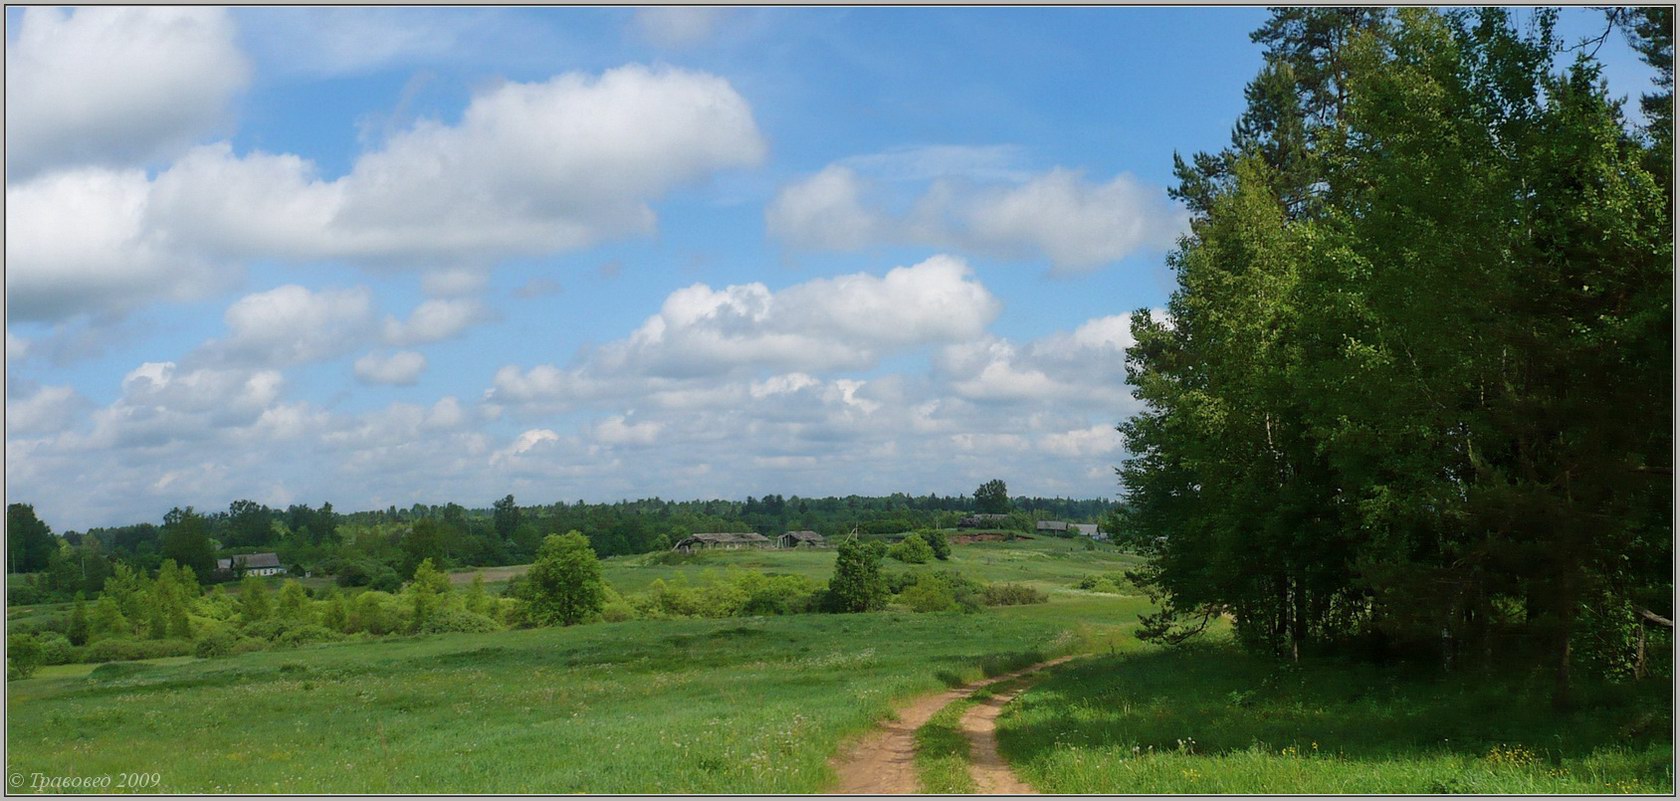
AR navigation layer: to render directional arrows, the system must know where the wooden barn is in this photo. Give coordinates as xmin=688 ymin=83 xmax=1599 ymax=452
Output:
xmin=672 ymin=532 xmax=772 ymax=553
xmin=777 ymin=530 xmax=826 ymax=549
xmin=1035 ymin=520 xmax=1070 ymax=534
xmin=957 ymin=513 xmax=1011 ymax=529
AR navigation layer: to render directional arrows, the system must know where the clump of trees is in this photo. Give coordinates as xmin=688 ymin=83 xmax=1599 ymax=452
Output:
xmin=1118 ymin=7 xmax=1672 ymax=703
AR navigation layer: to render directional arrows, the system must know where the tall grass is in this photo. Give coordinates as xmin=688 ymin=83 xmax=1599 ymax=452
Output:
xmin=995 ymin=638 xmax=1674 ymax=794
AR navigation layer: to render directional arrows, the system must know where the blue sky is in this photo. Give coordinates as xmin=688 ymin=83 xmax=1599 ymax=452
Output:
xmin=4 ymin=7 xmax=1657 ymax=530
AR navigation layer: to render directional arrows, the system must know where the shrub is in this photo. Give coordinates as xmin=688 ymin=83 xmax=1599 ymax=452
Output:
xmin=34 ymin=631 xmax=75 ymax=665
xmin=896 ymin=570 xmax=984 ymax=613
xmin=83 ymin=638 xmax=193 ymax=662
xmin=417 ymin=609 xmax=502 ymax=635
xmin=923 ymin=529 xmax=952 ymax=561
xmin=195 ymin=630 xmax=237 ymax=658
xmin=981 ymin=583 xmax=1049 ymax=607
xmin=8 ymin=634 xmax=43 ymax=679
xmin=889 ymin=533 xmax=934 ymax=564
xmin=276 ymin=624 xmax=344 ymax=647
xmin=738 ymin=573 xmax=822 ymax=616
xmin=1074 ymin=574 xmax=1132 ymax=594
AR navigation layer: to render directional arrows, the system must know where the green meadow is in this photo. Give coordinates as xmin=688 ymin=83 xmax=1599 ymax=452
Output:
xmin=6 ymin=538 xmax=1145 ymax=794
xmin=8 ymin=537 xmax=1669 ymax=794
xmin=996 ymin=640 xmax=1675 ymax=794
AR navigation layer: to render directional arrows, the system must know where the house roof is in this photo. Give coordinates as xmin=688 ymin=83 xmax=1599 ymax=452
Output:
xmin=1036 ymin=521 xmax=1070 ymax=531
xmin=681 ymin=532 xmax=771 ymax=544
xmin=217 ymin=552 xmax=282 ymax=570
xmin=781 ymin=530 xmax=824 ymax=542
xmin=1071 ymin=523 xmax=1101 ymax=536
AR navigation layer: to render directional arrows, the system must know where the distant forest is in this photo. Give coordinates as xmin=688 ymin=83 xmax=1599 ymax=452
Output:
xmin=8 ymin=491 xmax=1114 ymax=603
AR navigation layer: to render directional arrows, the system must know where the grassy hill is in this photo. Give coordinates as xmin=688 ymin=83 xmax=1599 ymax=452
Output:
xmin=7 ymin=537 xmax=1147 ymax=794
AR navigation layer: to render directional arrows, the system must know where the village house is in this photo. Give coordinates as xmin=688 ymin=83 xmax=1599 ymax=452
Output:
xmin=1072 ymin=523 xmax=1108 ymax=541
xmin=217 ymin=552 xmax=285 ymax=577
xmin=956 ymin=513 xmax=1011 ymax=529
xmin=1036 ymin=520 xmax=1071 ymax=534
xmin=672 ymin=532 xmax=773 ymax=553
xmin=777 ymin=530 xmax=826 ymax=548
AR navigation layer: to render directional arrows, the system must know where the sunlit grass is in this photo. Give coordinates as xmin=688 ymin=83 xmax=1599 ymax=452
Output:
xmin=7 ymin=553 xmax=1145 ymax=794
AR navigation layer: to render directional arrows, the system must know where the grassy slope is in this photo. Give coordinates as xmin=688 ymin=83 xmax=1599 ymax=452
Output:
xmin=7 ymin=539 xmax=1148 ymax=794
xmin=996 ymin=639 xmax=1674 ymax=794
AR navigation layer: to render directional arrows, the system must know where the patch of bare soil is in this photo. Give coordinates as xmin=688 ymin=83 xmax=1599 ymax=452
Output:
xmin=827 ymin=656 xmax=1075 ymax=794
xmin=960 ymin=679 xmax=1039 ymax=794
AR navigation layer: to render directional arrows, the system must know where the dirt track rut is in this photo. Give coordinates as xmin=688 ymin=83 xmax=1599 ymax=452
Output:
xmin=827 ymin=655 xmax=1075 ymax=794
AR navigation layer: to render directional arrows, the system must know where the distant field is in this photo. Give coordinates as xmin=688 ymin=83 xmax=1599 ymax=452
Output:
xmin=446 ymin=532 xmax=1139 ymax=596
xmin=7 ymin=538 xmax=1149 ymax=794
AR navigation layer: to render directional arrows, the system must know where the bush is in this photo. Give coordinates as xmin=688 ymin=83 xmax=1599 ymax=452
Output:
xmin=8 ymin=634 xmax=43 ymax=679
xmin=923 ymin=529 xmax=952 ymax=561
xmin=981 ymin=583 xmax=1049 ymax=606
xmin=1074 ymin=574 xmax=1132 ymax=594
xmin=888 ymin=533 xmax=934 ymax=564
xmin=738 ymin=573 xmax=822 ymax=616
xmin=895 ymin=570 xmax=984 ymax=613
xmin=416 ymin=609 xmax=502 ymax=634
xmin=276 ymin=624 xmax=344 ymax=647
xmin=33 ymin=631 xmax=76 ymax=665
xmin=83 ymin=638 xmax=193 ymax=663
xmin=195 ymin=630 xmax=236 ymax=658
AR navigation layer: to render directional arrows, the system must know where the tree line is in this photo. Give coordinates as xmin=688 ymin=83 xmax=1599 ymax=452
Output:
xmin=1117 ymin=7 xmax=1672 ymax=704
xmin=8 ymin=482 xmax=1107 ymax=603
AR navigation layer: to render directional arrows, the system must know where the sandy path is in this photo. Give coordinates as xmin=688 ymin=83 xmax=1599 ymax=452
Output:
xmin=827 ymin=655 xmax=1075 ymax=794
xmin=959 ymin=679 xmax=1038 ymax=794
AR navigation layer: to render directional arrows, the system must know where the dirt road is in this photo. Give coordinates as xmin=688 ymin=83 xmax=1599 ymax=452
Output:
xmin=827 ymin=655 xmax=1075 ymax=794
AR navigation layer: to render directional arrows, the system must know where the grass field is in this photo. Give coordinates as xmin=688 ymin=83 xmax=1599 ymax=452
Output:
xmin=449 ymin=532 xmax=1141 ymax=597
xmin=12 ymin=537 xmax=1668 ymax=794
xmin=7 ymin=539 xmax=1148 ymax=794
xmin=996 ymin=638 xmax=1675 ymax=794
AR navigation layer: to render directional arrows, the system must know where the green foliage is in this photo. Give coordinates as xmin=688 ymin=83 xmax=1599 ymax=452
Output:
xmin=275 ymin=580 xmax=313 ymax=623
xmin=321 ymin=590 xmax=349 ymax=632
xmin=83 ymin=638 xmax=193 ymax=663
xmin=523 ymin=532 xmax=604 ymax=627
xmin=67 ymin=594 xmax=89 ymax=646
xmin=8 ymin=633 xmax=43 ymax=680
xmin=160 ymin=507 xmax=216 ymax=579
xmin=89 ymin=595 xmax=130 ymax=640
xmin=405 ymin=559 xmax=452 ymax=632
xmin=1121 ymin=7 xmax=1672 ymax=692
xmin=888 ymin=533 xmax=934 ymax=564
xmin=826 ymin=537 xmax=888 ymax=613
xmin=7 ymin=503 xmax=56 ymax=574
xmin=981 ymin=583 xmax=1049 ymax=607
xmin=974 ymin=479 xmax=1011 ymax=514
xmin=895 ymin=570 xmax=985 ymax=613
xmin=195 ymin=629 xmax=237 ymax=659
xmin=921 ymin=529 xmax=952 ymax=561
xmin=239 ymin=576 xmax=271 ymax=624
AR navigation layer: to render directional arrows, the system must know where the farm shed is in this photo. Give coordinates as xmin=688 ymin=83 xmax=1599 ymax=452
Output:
xmin=672 ymin=532 xmax=772 ymax=553
xmin=777 ymin=530 xmax=826 ymax=548
xmin=1071 ymin=523 xmax=1107 ymax=540
xmin=216 ymin=552 xmax=285 ymax=577
xmin=1036 ymin=521 xmax=1070 ymax=534
xmin=957 ymin=514 xmax=1011 ymax=529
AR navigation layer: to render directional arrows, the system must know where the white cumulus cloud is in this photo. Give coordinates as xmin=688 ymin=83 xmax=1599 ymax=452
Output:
xmin=769 ymin=160 xmax=1185 ymax=273
xmin=5 ymin=7 xmax=249 ymax=177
